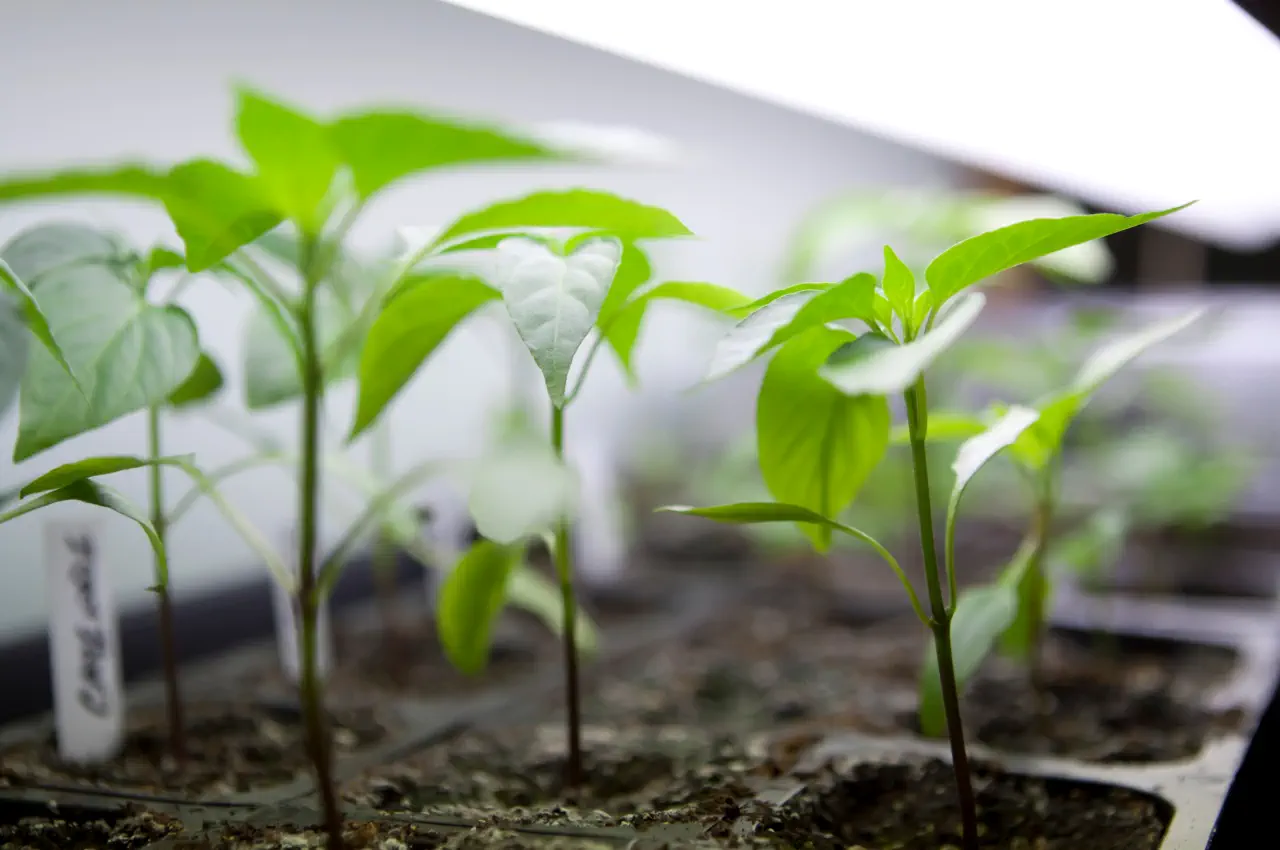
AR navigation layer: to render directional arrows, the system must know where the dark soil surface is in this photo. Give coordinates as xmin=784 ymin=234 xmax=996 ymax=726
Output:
xmin=762 ymin=758 xmax=1172 ymax=850
xmin=343 ymin=722 xmax=788 ymax=840
xmin=575 ymin=557 xmax=1246 ymax=765
xmin=0 ymin=702 xmax=389 ymax=797
xmin=0 ymin=806 xmax=182 ymax=849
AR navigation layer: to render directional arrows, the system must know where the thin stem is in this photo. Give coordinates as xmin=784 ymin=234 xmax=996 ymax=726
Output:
xmin=904 ymin=378 xmax=978 ymax=850
xmin=147 ymin=405 xmax=186 ymax=765
xmin=551 ymin=403 xmax=583 ymax=788
xmin=296 ymin=235 xmax=344 ymax=850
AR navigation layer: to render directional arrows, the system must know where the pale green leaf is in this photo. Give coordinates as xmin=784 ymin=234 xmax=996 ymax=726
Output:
xmin=166 ymin=352 xmax=224 ymax=408
xmin=163 ymin=159 xmax=283 ymax=272
xmin=819 ymin=293 xmax=986 ymax=396
xmin=241 ymin=288 xmax=355 ymax=409
xmin=595 ymin=243 xmax=654 ymax=328
xmin=505 ymin=564 xmax=598 ymax=655
xmin=919 ymin=582 xmax=1018 ymax=737
xmin=704 ymin=289 xmax=821 ymax=381
xmin=603 ymin=280 xmax=749 ymax=377
xmin=734 ymin=282 xmax=833 ymax=315
xmin=1 ymin=222 xmax=130 ymax=286
xmin=0 ymin=258 xmax=83 ymax=391
xmin=496 ymin=236 xmax=621 ymax=407
xmin=757 ymin=327 xmax=890 ymax=550
xmin=1073 ymin=308 xmax=1206 ymax=397
xmin=14 ymin=267 xmax=199 ymax=461
xmin=882 ymin=245 xmax=915 ymax=325
xmin=889 ymin=411 xmax=988 ymax=446
xmin=432 ymin=189 xmax=693 ymax=250
xmin=20 ymin=453 xmax=194 ymax=497
xmin=760 ymin=272 xmax=878 ymax=354
xmin=925 ymin=205 xmax=1191 ymax=303
xmin=436 ymin=539 xmax=523 ymax=675
xmin=0 ymin=293 xmax=27 ymax=418
xmin=350 ymin=274 xmax=500 ymax=438
xmin=469 ymin=436 xmax=577 ymax=545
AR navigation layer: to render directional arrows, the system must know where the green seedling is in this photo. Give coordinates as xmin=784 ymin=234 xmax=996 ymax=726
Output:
xmin=911 ymin=308 xmax=1206 ymax=736
xmin=0 ymin=83 xmax=620 ymax=848
xmin=661 ymin=205 xmax=1190 ymax=850
xmin=351 ymin=193 xmax=748 ymax=788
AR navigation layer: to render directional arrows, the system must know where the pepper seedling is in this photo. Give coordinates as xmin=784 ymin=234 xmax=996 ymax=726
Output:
xmin=661 ymin=204 xmax=1192 ymax=850
xmin=912 ymin=307 xmax=1207 ymax=737
xmin=351 ymin=190 xmax=749 ymax=787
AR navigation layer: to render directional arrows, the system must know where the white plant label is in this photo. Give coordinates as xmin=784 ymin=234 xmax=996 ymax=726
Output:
xmin=45 ymin=520 xmax=125 ymax=763
xmin=270 ymin=526 xmax=333 ymax=683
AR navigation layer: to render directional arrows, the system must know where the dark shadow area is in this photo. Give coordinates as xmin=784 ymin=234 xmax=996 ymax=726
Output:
xmin=1209 ymin=636 xmax=1280 ymax=848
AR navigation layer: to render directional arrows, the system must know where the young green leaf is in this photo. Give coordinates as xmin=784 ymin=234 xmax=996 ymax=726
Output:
xmin=350 ymin=274 xmax=499 ymax=439
xmin=759 ymin=272 xmax=879 ymax=354
xmin=918 ymin=581 xmax=1019 ymax=737
xmin=19 ymin=453 xmax=195 ymax=497
xmin=166 ymin=353 xmax=225 ymax=409
xmin=431 ymin=190 xmax=693 ymax=250
xmin=163 ymin=159 xmax=282 ymax=272
xmin=234 ymin=88 xmax=341 ymax=232
xmin=881 ymin=245 xmax=915 ymax=326
xmin=1072 ymin=308 xmax=1205 ymax=397
xmin=819 ymin=292 xmax=986 ymax=396
xmin=241 ymin=289 xmax=354 ymax=409
xmin=1 ymin=222 xmax=129 ymax=286
xmin=734 ymin=282 xmax=833 ymax=315
xmin=505 ymin=564 xmax=599 ymax=656
xmin=704 ymin=290 xmax=822 ymax=381
xmin=0 ymin=479 xmax=169 ymax=586
xmin=594 ymin=243 xmax=654 ymax=327
xmin=496 ymin=236 xmax=621 ymax=407
xmin=602 ymin=280 xmax=750 ymax=378
xmin=925 ymin=205 xmax=1191 ymax=303
xmin=0 ymin=293 xmax=28 ymax=418
xmin=142 ymin=245 xmax=187 ymax=278
xmin=15 ymin=267 xmax=200 ymax=461
xmin=436 ymin=539 xmax=524 ymax=675
xmin=757 ymin=327 xmax=890 ymax=550
xmin=0 ymin=258 xmax=83 ymax=391
xmin=469 ymin=436 xmax=578 ymax=545
xmin=0 ymin=164 xmax=170 ymax=207
xmin=329 ymin=110 xmax=569 ymax=201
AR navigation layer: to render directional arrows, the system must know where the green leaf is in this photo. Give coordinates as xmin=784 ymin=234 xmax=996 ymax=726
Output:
xmin=595 ymin=243 xmax=654 ymax=326
xmin=603 ymin=280 xmax=750 ymax=378
xmin=0 ymin=293 xmax=27 ymax=418
xmin=496 ymin=236 xmax=621 ymax=407
xmin=704 ymin=289 xmax=823 ymax=381
xmin=329 ymin=110 xmax=569 ymax=201
xmin=0 ymin=164 xmax=170 ymax=207
xmin=432 ymin=190 xmax=693 ymax=250
xmin=757 ymin=327 xmax=890 ymax=550
xmin=234 ymin=88 xmax=340 ymax=232
xmin=1072 ymin=308 xmax=1205 ymax=397
xmin=760 ymin=272 xmax=878 ymax=354
xmin=882 ymin=245 xmax=915 ymax=326
xmin=0 ymin=480 xmax=168 ymax=587
xmin=14 ymin=267 xmax=199 ymax=461
xmin=142 ymin=245 xmax=186 ymax=278
xmin=163 ymin=159 xmax=282 ymax=272
xmin=659 ymin=502 xmax=881 ymax=550
xmin=889 ymin=411 xmax=988 ymax=446
xmin=0 ymin=259 xmax=83 ymax=392
xmin=469 ymin=435 xmax=577 ymax=545
xmin=1 ymin=222 xmax=130 ymax=286
xmin=734 ymin=282 xmax=833 ymax=315
xmin=919 ymin=582 xmax=1019 ymax=737
xmin=819 ymin=293 xmax=985 ymax=396
xmin=505 ymin=564 xmax=598 ymax=656
xmin=19 ymin=453 xmax=194 ymax=497
xmin=350 ymin=274 xmax=500 ymax=439
xmin=1051 ymin=508 xmax=1128 ymax=582
xmin=241 ymin=288 xmax=353 ymax=409
xmin=436 ymin=539 xmax=523 ymax=675
xmin=925 ymin=205 xmax=1191 ymax=304
xmin=166 ymin=352 xmax=224 ymax=408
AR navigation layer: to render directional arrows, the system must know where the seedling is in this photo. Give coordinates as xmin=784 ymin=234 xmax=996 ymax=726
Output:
xmin=661 ymin=205 xmax=1190 ymax=850
xmin=351 ymin=196 xmax=748 ymax=788
xmin=911 ymin=308 xmax=1206 ymax=736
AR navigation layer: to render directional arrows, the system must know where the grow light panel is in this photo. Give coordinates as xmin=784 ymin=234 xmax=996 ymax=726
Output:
xmin=442 ymin=0 xmax=1280 ymax=252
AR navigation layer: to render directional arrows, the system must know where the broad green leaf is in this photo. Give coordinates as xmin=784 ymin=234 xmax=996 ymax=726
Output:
xmin=0 ymin=479 xmax=169 ymax=587
xmin=603 ymin=280 xmax=750 ymax=378
xmin=436 ymin=539 xmax=523 ymax=675
xmin=19 ymin=453 xmax=194 ymax=497
xmin=760 ymin=272 xmax=878 ymax=354
xmin=0 ymin=259 xmax=83 ymax=391
xmin=704 ymin=289 xmax=822 ymax=381
xmin=1 ymin=222 xmax=130 ymax=286
xmin=469 ymin=436 xmax=577 ymax=545
xmin=925 ymin=205 xmax=1191 ymax=303
xmin=163 ymin=159 xmax=282 ymax=272
xmin=329 ymin=110 xmax=569 ymax=201
xmin=15 ymin=267 xmax=199 ymax=461
xmin=166 ymin=352 xmax=224 ymax=408
xmin=0 ymin=293 xmax=27 ymax=418
xmin=496 ymin=236 xmax=621 ymax=407
xmin=351 ymin=274 xmax=500 ymax=438
xmin=881 ymin=245 xmax=915 ymax=325
xmin=234 ymin=88 xmax=340 ymax=232
xmin=505 ymin=564 xmax=598 ymax=656
xmin=241 ymin=288 xmax=354 ymax=409
xmin=889 ymin=411 xmax=988 ymax=446
xmin=919 ymin=582 xmax=1019 ymax=737
xmin=819 ymin=293 xmax=986 ymax=396
xmin=432 ymin=190 xmax=693 ymax=250
xmin=757 ymin=327 xmax=890 ymax=550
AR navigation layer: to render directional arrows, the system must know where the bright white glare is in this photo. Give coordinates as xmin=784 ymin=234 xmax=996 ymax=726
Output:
xmin=444 ymin=0 xmax=1280 ymax=251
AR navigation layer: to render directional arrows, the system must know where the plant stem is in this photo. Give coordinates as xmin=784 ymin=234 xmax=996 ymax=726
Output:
xmin=904 ymin=378 xmax=978 ymax=850
xmin=550 ymin=403 xmax=583 ymax=788
xmin=147 ymin=405 xmax=186 ymax=765
xmin=296 ymin=237 xmax=344 ymax=850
